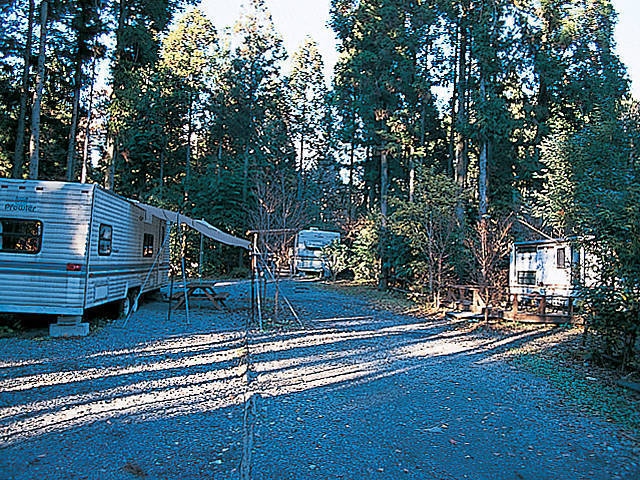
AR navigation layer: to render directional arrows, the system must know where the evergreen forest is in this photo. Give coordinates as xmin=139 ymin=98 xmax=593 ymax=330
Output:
xmin=0 ymin=0 xmax=639 ymax=362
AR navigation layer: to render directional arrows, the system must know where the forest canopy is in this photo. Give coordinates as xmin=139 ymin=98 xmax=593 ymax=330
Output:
xmin=0 ymin=0 xmax=637 ymax=292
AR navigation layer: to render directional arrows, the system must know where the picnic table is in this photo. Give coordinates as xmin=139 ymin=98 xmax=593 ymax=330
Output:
xmin=172 ymin=281 xmax=229 ymax=310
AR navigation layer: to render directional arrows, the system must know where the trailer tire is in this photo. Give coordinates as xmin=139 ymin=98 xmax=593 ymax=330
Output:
xmin=120 ymin=290 xmax=139 ymax=318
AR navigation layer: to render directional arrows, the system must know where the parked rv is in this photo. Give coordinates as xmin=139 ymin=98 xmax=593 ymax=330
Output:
xmin=509 ymin=238 xmax=595 ymax=300
xmin=293 ymin=228 xmax=340 ymax=276
xmin=0 ymin=179 xmax=170 ymax=334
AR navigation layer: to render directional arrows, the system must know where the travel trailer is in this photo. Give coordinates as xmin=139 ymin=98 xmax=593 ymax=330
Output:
xmin=0 ymin=179 xmax=251 ymax=336
xmin=509 ymin=238 xmax=595 ymax=299
xmin=293 ymin=228 xmax=340 ymax=276
xmin=0 ymin=179 xmax=173 ymax=333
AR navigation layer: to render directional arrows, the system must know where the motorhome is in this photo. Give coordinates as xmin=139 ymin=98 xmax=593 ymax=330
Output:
xmin=293 ymin=228 xmax=340 ymax=276
xmin=0 ymin=179 xmax=170 ymax=335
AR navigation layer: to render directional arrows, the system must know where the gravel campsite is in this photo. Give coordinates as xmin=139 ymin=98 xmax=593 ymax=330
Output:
xmin=0 ymin=279 xmax=638 ymax=480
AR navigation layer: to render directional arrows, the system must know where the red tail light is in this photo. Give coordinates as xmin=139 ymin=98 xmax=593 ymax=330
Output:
xmin=66 ymin=263 xmax=82 ymax=272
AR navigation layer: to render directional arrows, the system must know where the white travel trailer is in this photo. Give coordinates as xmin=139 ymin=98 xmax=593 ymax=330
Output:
xmin=0 ymin=179 xmax=251 ymax=336
xmin=509 ymin=238 xmax=595 ymax=299
xmin=0 ymin=179 xmax=172 ymax=334
xmin=293 ymin=228 xmax=340 ymax=276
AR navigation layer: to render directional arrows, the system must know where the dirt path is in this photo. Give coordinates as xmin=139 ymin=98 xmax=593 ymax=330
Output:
xmin=0 ymin=279 xmax=637 ymax=479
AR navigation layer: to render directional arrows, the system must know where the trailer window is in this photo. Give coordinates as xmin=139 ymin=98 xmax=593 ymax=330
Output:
xmin=556 ymin=247 xmax=567 ymax=268
xmin=517 ymin=271 xmax=537 ymax=285
xmin=143 ymin=233 xmax=154 ymax=257
xmin=98 ymin=224 xmax=112 ymax=256
xmin=0 ymin=219 xmax=42 ymax=254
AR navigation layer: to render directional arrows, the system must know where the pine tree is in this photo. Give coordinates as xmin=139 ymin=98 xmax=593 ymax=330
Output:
xmin=10 ymin=0 xmax=35 ymax=179
xmin=215 ymin=0 xmax=291 ymax=228
xmin=288 ymin=36 xmax=329 ymax=202
xmin=28 ymin=0 xmax=49 ymax=179
xmin=64 ymin=0 xmax=106 ymax=182
xmin=160 ymin=8 xmax=218 ymax=205
xmin=105 ymin=0 xmax=190 ymax=193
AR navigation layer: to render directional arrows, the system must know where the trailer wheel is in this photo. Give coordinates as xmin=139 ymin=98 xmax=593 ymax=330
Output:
xmin=120 ymin=290 xmax=139 ymax=318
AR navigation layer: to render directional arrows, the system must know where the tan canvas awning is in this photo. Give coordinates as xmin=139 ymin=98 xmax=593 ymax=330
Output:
xmin=135 ymin=203 xmax=251 ymax=250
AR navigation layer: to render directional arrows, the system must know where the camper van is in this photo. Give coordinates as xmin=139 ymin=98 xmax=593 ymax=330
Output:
xmin=0 ymin=179 xmax=170 ymax=332
xmin=509 ymin=238 xmax=595 ymax=299
xmin=293 ymin=228 xmax=340 ymax=276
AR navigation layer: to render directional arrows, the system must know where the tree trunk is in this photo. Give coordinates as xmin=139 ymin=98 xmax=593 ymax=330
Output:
xmin=348 ymin=140 xmax=355 ymax=219
xmin=297 ymin=132 xmax=304 ymax=202
xmin=105 ymin=0 xmax=129 ymax=190
xmin=242 ymin=143 xmax=250 ymax=204
xmin=478 ymin=140 xmax=489 ymax=216
xmin=12 ymin=0 xmax=35 ymax=179
xmin=81 ymin=48 xmax=98 ymax=184
xmin=478 ymin=63 xmax=489 ymax=217
xmin=454 ymin=15 xmax=468 ymax=188
xmin=408 ymin=155 xmax=415 ymax=203
xmin=378 ymin=149 xmax=389 ymax=291
xmin=448 ymin=23 xmax=459 ymax=178
xmin=241 ymin=92 xmax=255 ymax=209
xmin=380 ymin=149 xmax=388 ymax=220
xmin=297 ymin=102 xmax=306 ymax=203
xmin=365 ymin=145 xmax=374 ymax=211
xmin=66 ymin=43 xmax=84 ymax=182
xmin=105 ymin=138 xmax=116 ymax=190
xmin=185 ymin=90 xmax=193 ymax=204
xmin=158 ymin=142 xmax=165 ymax=197
xmin=28 ymin=0 xmax=49 ymax=180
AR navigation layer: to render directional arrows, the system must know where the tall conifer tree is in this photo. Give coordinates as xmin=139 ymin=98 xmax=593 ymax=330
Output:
xmin=216 ymin=0 xmax=291 ymax=221
xmin=288 ymin=37 xmax=330 ymax=206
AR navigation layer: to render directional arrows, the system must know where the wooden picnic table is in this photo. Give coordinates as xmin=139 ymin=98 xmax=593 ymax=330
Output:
xmin=172 ymin=281 xmax=229 ymax=310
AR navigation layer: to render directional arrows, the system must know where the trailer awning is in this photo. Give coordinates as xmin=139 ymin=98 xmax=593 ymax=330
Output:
xmin=191 ymin=219 xmax=252 ymax=250
xmin=135 ymin=203 xmax=251 ymax=250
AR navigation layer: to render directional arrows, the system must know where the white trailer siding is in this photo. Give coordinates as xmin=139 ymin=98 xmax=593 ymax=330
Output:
xmin=84 ymin=187 xmax=168 ymax=310
xmin=0 ymin=180 xmax=170 ymax=317
xmin=294 ymin=229 xmax=340 ymax=274
xmin=0 ymin=181 xmax=93 ymax=314
xmin=509 ymin=239 xmax=582 ymax=298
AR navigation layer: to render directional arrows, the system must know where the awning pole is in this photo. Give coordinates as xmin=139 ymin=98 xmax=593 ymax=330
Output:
xmin=199 ymin=230 xmax=204 ymax=281
xmin=178 ymin=213 xmax=190 ymax=325
xmin=168 ymin=221 xmax=176 ymax=323
xmin=251 ymin=232 xmax=258 ymax=327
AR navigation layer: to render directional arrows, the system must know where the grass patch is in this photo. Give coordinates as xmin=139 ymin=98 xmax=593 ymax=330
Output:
xmin=513 ymin=352 xmax=640 ymax=435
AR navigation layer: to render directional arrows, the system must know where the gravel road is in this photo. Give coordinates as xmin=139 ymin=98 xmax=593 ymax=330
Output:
xmin=0 ymin=279 xmax=638 ymax=480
